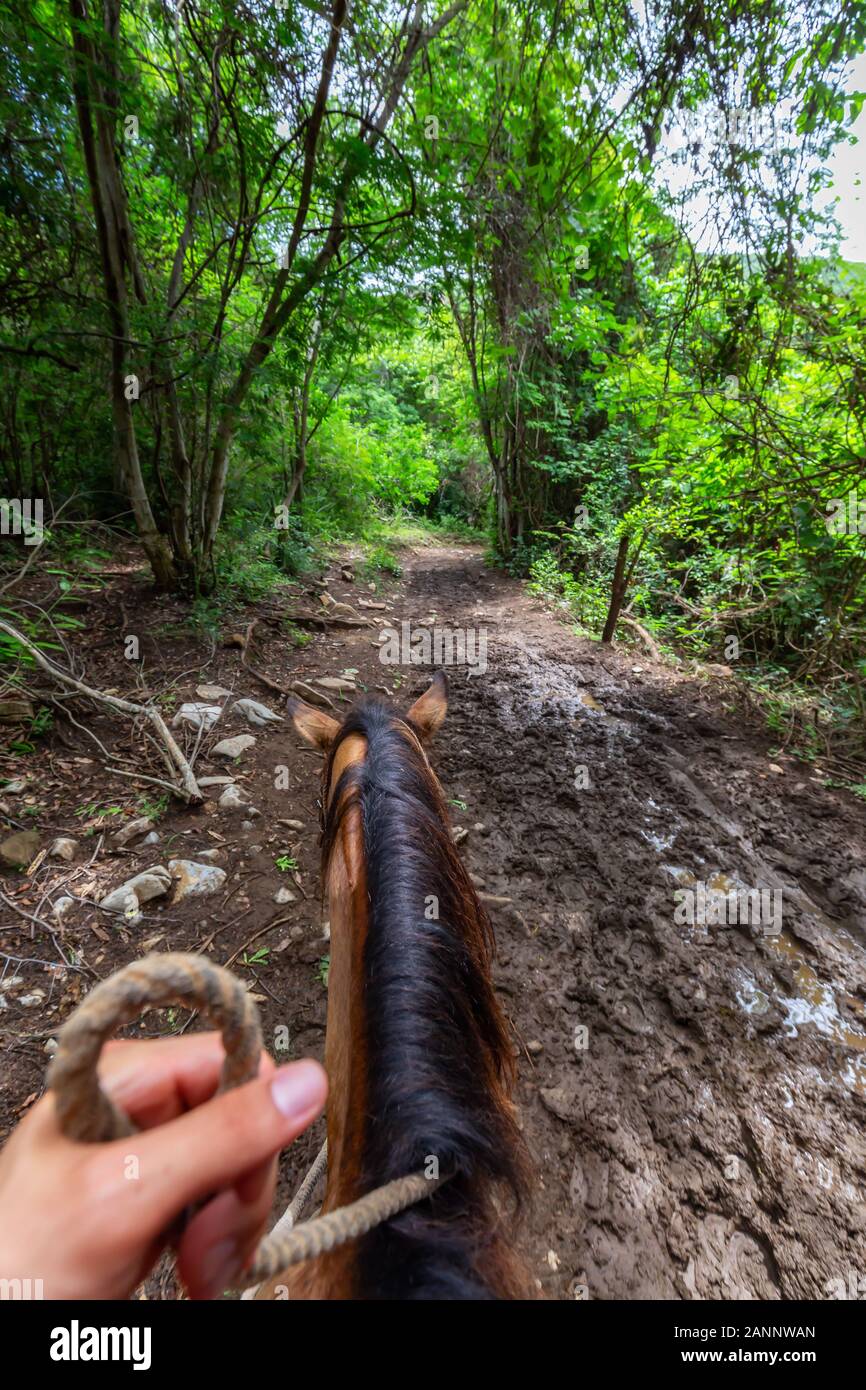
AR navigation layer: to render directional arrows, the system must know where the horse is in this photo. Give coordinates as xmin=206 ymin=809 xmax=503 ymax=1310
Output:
xmin=254 ymin=671 xmax=531 ymax=1299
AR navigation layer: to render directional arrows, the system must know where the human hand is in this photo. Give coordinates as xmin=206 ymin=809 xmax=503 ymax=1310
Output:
xmin=0 ymin=1033 xmax=327 ymax=1299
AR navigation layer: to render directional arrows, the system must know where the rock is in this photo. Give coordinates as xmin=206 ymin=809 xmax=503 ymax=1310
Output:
xmin=278 ymin=819 xmax=305 ymax=832
xmin=218 ymin=785 xmax=246 ymax=811
xmin=314 ymin=677 xmax=356 ymax=693
xmin=527 ymin=1039 xmax=544 ymax=1055
xmin=211 ymin=734 xmax=256 ymax=760
xmin=241 ymin=820 xmax=255 ymax=831
xmin=198 ymin=776 xmax=236 ymax=787
xmin=43 ymin=1037 xmax=58 ymax=1056
xmin=0 ymin=829 xmax=41 ymax=869
xmin=168 ymin=859 xmax=227 ymax=901
xmin=129 ymin=870 xmax=173 ymax=905
xmin=290 ymin=681 xmax=335 ymax=710
xmin=142 ymin=831 xmax=160 ymax=845
xmin=472 ymin=822 xmax=488 ymax=835
xmin=196 ymin=849 xmax=222 ymax=863
xmin=52 ymin=896 xmax=76 ymax=921
xmin=232 ymin=698 xmax=283 ymax=727
xmin=100 ymin=867 xmax=172 ymax=912
xmin=2 ymin=778 xmax=27 ymax=794
xmin=0 ymin=698 xmax=33 ymax=722
xmin=111 ymin=816 xmax=152 ymax=847
xmin=171 ymin=702 xmax=222 ymax=731
xmin=18 ymin=989 xmax=45 ymax=1008
xmin=48 ymin=836 xmax=78 ymax=862
xmin=218 ymin=785 xmax=260 ymax=817
xmin=539 ymin=1083 xmax=578 ymax=1122
xmin=452 ymin=827 xmax=468 ymax=845
xmin=196 ymin=684 xmax=232 ymax=700
xmin=274 ymin=887 xmax=297 ymax=905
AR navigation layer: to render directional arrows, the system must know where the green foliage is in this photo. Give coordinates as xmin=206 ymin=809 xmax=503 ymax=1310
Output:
xmin=0 ymin=0 xmax=864 ymax=769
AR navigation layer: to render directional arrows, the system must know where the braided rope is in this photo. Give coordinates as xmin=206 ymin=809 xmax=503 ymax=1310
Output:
xmin=240 ymin=1166 xmax=445 ymax=1289
xmin=47 ymin=953 xmax=262 ymax=1142
xmin=47 ymin=952 xmax=444 ymax=1289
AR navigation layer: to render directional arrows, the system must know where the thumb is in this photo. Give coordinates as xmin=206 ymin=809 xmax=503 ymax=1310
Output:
xmin=130 ymin=1059 xmax=327 ymax=1230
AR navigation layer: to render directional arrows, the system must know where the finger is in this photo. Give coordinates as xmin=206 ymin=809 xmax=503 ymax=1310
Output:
xmin=175 ymin=1158 xmax=279 ymax=1299
xmin=122 ymin=1060 xmax=327 ymax=1233
xmin=98 ymin=1035 xmax=275 ymax=1129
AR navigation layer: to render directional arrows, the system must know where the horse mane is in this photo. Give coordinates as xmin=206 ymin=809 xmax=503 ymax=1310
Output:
xmin=321 ymin=696 xmax=530 ymax=1300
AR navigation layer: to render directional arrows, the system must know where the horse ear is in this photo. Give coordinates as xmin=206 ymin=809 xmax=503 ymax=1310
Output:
xmin=286 ymin=697 xmax=340 ymax=750
xmin=406 ymin=671 xmax=448 ymax=741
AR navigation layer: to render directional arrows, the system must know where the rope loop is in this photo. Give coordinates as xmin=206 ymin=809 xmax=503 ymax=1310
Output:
xmin=48 ymin=952 xmax=262 ymax=1143
xmin=47 ymin=951 xmax=445 ymax=1289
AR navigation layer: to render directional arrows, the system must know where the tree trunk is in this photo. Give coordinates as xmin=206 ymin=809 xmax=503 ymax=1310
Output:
xmin=68 ymin=0 xmax=176 ymax=589
xmin=601 ymin=534 xmax=631 ymax=643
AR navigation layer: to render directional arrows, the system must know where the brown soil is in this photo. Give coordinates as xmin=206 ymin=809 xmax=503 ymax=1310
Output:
xmin=2 ymin=541 xmax=865 ymax=1300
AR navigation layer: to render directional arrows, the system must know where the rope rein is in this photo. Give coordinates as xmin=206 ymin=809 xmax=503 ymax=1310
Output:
xmin=46 ymin=952 xmax=446 ymax=1291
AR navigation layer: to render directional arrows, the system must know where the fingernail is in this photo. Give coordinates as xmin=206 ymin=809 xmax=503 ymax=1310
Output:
xmin=199 ymin=1238 xmax=239 ymax=1299
xmin=271 ymin=1061 xmax=325 ymax=1120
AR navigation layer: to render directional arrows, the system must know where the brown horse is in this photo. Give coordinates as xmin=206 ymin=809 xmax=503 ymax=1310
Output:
xmin=254 ymin=672 xmax=531 ymax=1299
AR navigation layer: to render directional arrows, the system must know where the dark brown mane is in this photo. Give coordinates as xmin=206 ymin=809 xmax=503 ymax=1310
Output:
xmin=320 ymin=696 xmax=530 ymax=1299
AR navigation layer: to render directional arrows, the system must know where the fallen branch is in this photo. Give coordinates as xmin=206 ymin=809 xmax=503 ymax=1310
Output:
xmin=105 ymin=765 xmax=197 ymax=798
xmin=658 ymin=590 xmax=781 ymax=626
xmin=618 ymin=616 xmax=662 ymax=662
xmin=0 ymin=617 xmax=203 ymax=802
xmin=222 ymin=913 xmax=298 ymax=970
xmin=238 ymin=619 xmax=294 ymax=698
xmin=285 ymin=611 xmax=371 ymax=630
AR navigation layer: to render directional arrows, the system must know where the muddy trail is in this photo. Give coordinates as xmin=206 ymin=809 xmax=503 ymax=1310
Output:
xmin=2 ymin=542 xmax=865 ymax=1300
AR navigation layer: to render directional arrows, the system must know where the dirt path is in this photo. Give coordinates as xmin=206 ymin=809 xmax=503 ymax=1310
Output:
xmin=2 ymin=541 xmax=865 ymax=1300
xmin=401 ymin=544 xmax=866 ymax=1300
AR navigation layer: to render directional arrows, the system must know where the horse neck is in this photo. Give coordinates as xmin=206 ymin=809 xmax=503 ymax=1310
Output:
xmin=309 ymin=713 xmax=530 ymax=1300
xmin=321 ymin=799 xmax=370 ymax=1215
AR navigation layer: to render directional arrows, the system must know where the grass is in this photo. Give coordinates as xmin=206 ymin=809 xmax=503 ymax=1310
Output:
xmin=284 ymin=620 xmax=313 ymax=648
xmin=242 ymin=947 xmax=270 ymax=968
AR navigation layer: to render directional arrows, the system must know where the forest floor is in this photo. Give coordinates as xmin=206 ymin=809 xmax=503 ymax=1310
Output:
xmin=1 ymin=540 xmax=865 ymax=1300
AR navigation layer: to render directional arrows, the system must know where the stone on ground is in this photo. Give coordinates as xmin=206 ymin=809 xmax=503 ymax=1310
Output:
xmin=211 ymin=734 xmax=256 ymax=759
xmin=233 ymin=698 xmax=283 ymax=726
xmin=0 ymin=829 xmax=41 ymax=868
xmin=168 ymin=859 xmax=227 ymax=901
xmin=111 ymin=816 xmax=152 ymax=847
xmin=48 ymin=836 xmax=78 ymax=862
xmin=171 ymin=702 xmax=223 ymax=731
xmin=100 ymin=866 xmax=172 ymax=912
